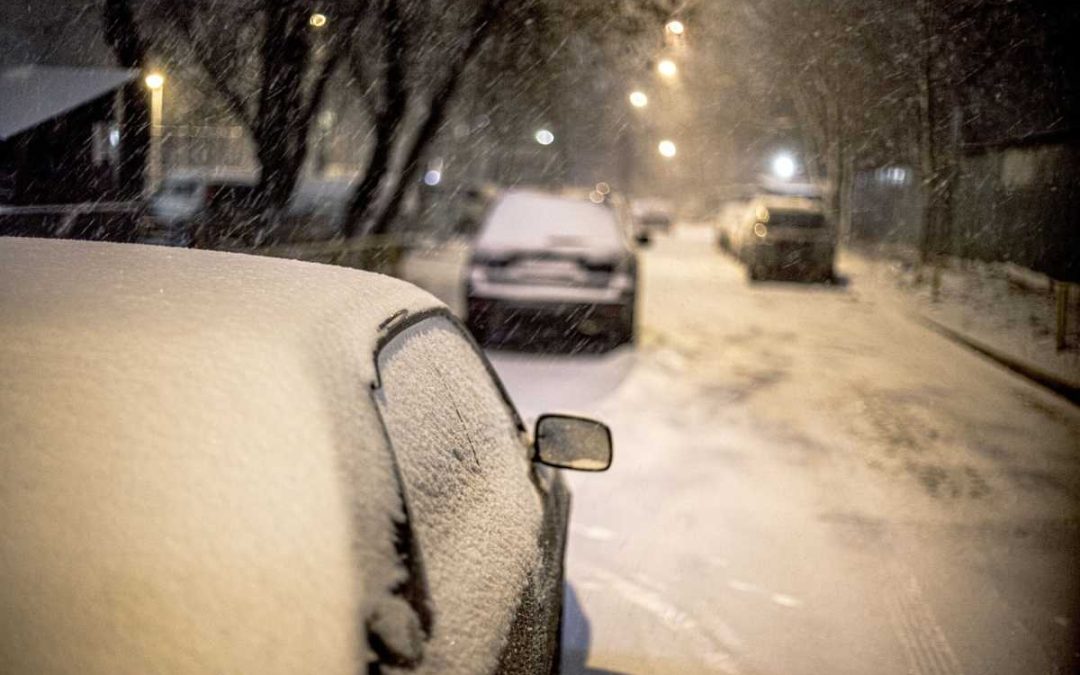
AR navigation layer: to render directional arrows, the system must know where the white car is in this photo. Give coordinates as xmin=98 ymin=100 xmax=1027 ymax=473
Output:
xmin=147 ymin=171 xmax=258 ymax=244
xmin=631 ymin=197 xmax=675 ymax=233
xmin=465 ymin=189 xmax=639 ymax=349
xmin=148 ymin=173 xmax=351 ymax=246
xmin=0 ymin=237 xmax=612 ymax=674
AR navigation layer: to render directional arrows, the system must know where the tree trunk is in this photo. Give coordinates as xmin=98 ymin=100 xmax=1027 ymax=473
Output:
xmin=365 ymin=2 xmax=498 ymax=237
xmin=253 ymin=0 xmax=311 ymax=213
xmin=102 ymin=0 xmax=148 ymax=200
xmin=343 ymin=0 xmax=408 ymax=239
xmin=839 ymin=149 xmax=855 ymax=243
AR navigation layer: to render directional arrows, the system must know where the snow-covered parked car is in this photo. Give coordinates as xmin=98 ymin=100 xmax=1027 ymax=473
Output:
xmin=148 ymin=172 xmax=352 ymax=246
xmin=631 ymin=197 xmax=675 ymax=234
xmin=0 ymin=238 xmax=612 ymax=674
xmin=465 ymin=189 xmax=639 ymax=349
xmin=732 ymin=195 xmax=836 ymax=282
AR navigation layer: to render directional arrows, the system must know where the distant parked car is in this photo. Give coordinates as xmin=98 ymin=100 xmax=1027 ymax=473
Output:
xmin=731 ymin=195 xmax=836 ymax=282
xmin=148 ymin=172 xmax=351 ymax=246
xmin=466 ymin=189 xmax=640 ymax=349
xmin=631 ymin=198 xmax=675 ymax=234
xmin=0 ymin=237 xmax=612 ymax=674
xmin=714 ymin=200 xmax=747 ymax=252
xmin=147 ymin=171 xmax=258 ymax=246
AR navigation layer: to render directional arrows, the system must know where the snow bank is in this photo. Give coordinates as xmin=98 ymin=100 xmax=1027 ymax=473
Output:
xmin=0 ymin=238 xmax=442 ymax=673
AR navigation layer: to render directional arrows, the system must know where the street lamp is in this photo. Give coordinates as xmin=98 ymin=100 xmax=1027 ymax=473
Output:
xmin=772 ymin=152 xmax=797 ymax=179
xmin=629 ymin=91 xmax=649 ymax=108
xmin=309 ymin=13 xmax=327 ymax=28
xmin=535 ymin=129 xmax=555 ymax=146
xmin=658 ymin=140 xmax=677 ymax=158
xmin=657 ymin=59 xmax=678 ymax=79
xmin=144 ymin=71 xmax=165 ymax=196
xmin=665 ymin=20 xmax=685 ymax=36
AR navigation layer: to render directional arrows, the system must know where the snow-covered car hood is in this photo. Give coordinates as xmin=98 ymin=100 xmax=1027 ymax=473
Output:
xmin=0 ymin=238 xmax=443 ymax=673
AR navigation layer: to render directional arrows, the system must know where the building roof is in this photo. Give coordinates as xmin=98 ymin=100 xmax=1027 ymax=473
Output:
xmin=0 ymin=65 xmax=137 ymax=141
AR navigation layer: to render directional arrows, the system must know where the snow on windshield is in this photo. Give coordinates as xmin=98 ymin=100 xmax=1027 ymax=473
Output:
xmin=375 ymin=316 xmax=542 ymax=674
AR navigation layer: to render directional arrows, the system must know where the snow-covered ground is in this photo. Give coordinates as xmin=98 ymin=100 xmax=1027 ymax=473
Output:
xmin=402 ymin=224 xmax=1080 ymax=675
xmin=844 ymin=250 xmax=1080 ymax=388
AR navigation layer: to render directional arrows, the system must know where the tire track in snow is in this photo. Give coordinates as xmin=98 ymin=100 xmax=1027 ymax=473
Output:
xmin=580 ymin=564 xmax=743 ymax=674
xmin=884 ymin=562 xmax=965 ymax=675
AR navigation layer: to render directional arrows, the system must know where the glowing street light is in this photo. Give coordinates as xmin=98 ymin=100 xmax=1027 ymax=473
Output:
xmin=657 ymin=59 xmax=678 ymax=79
xmin=309 ymin=13 xmax=327 ymax=28
xmin=144 ymin=72 xmax=165 ymax=196
xmin=658 ymin=140 xmax=677 ymax=158
xmin=629 ymin=91 xmax=649 ymax=108
xmin=666 ymin=20 xmax=685 ymax=36
xmin=772 ymin=152 xmax=797 ymax=179
xmin=535 ymin=129 xmax=555 ymax=146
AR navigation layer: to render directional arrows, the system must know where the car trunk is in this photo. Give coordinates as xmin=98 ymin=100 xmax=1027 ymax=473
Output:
xmin=476 ymin=247 xmax=619 ymax=289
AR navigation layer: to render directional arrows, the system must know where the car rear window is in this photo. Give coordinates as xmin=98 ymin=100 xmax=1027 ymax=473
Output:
xmin=477 ymin=192 xmax=623 ymax=253
xmin=770 ymin=211 xmax=826 ymax=229
xmin=162 ymin=180 xmax=198 ymax=198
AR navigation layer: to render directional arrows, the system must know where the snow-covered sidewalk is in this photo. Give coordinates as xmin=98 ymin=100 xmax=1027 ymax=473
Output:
xmin=843 ymin=248 xmax=1080 ymax=393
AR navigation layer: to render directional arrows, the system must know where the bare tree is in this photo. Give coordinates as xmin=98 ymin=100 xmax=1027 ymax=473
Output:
xmin=163 ymin=0 xmax=358 ymax=216
xmin=342 ymin=0 xmax=502 ymax=238
xmin=102 ymin=0 xmax=149 ymax=199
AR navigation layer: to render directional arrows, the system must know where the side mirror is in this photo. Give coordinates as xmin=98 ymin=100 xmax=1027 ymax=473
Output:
xmin=534 ymin=414 xmax=613 ymax=472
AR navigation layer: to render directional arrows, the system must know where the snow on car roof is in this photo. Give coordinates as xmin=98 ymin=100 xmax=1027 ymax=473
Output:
xmin=0 ymin=65 xmax=137 ymax=141
xmin=475 ymin=189 xmax=624 ymax=256
xmin=0 ymin=237 xmax=442 ymax=673
xmin=752 ymin=194 xmax=824 ymax=213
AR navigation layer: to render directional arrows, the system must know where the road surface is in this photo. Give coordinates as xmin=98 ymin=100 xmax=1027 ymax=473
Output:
xmin=405 ymin=225 xmax=1080 ymax=675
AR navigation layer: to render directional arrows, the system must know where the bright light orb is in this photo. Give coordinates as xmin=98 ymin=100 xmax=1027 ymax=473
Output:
xmin=772 ymin=153 xmax=797 ymax=179
xmin=309 ymin=13 xmax=327 ymax=28
xmin=666 ymin=20 xmax=685 ymax=36
xmin=658 ymin=140 xmax=677 ymax=158
xmin=144 ymin=72 xmax=164 ymax=90
xmin=657 ymin=59 xmax=678 ymax=78
xmin=535 ymin=129 xmax=555 ymax=146
xmin=423 ymin=170 xmax=442 ymax=186
xmin=629 ymin=91 xmax=649 ymax=108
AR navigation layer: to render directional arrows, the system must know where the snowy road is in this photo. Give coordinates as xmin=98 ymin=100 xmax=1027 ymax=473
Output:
xmin=484 ymin=226 xmax=1080 ymax=675
xmin=405 ymin=224 xmax=1080 ymax=674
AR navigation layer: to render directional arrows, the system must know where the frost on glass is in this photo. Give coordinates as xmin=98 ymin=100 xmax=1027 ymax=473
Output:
xmin=376 ymin=317 xmax=543 ymax=674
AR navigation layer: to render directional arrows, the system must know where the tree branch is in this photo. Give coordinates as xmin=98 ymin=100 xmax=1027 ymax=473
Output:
xmin=366 ymin=0 xmax=499 ymax=236
xmin=174 ymin=14 xmax=255 ymax=131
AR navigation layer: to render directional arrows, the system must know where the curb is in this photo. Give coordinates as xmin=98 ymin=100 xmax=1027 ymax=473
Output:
xmin=919 ymin=315 xmax=1080 ymax=406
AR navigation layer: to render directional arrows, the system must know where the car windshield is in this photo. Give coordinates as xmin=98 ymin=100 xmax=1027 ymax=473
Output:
xmin=769 ymin=211 xmax=825 ymax=229
xmin=161 ymin=180 xmax=197 ymax=198
xmin=2 ymin=2 xmax=1078 ymax=674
